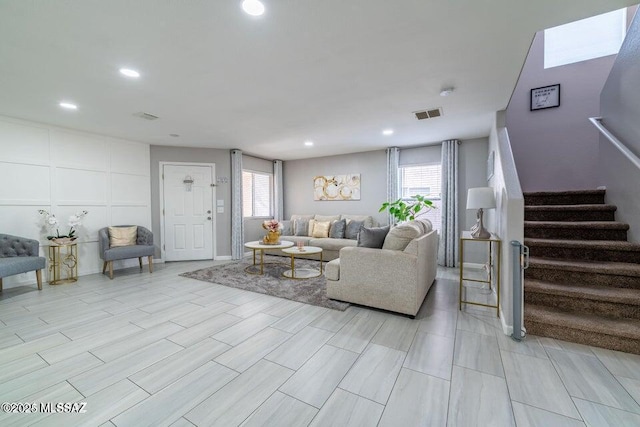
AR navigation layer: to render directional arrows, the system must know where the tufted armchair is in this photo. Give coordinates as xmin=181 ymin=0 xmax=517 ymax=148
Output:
xmin=98 ymin=226 xmax=154 ymax=279
xmin=0 ymin=234 xmax=46 ymax=291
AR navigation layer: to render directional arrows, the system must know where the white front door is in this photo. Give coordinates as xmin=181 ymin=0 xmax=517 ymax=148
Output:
xmin=163 ymin=164 xmax=214 ymax=261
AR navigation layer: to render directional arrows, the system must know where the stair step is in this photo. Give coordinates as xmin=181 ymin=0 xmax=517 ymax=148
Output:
xmin=524 ymin=204 xmax=617 ymax=222
xmin=525 ymin=280 xmax=640 ymax=319
xmin=525 ymin=304 xmax=640 ymax=354
xmin=525 ymin=257 xmax=640 ymax=289
xmin=525 ymin=238 xmax=640 ymax=263
xmin=524 ymin=221 xmax=629 ymax=241
xmin=524 ymin=189 xmax=605 ymax=206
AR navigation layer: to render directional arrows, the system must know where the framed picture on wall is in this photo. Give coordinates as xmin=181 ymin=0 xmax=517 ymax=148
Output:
xmin=530 ymin=84 xmax=560 ymax=111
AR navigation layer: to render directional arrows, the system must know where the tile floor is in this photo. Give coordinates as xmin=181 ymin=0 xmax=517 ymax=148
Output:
xmin=0 ymin=261 xmax=639 ymax=426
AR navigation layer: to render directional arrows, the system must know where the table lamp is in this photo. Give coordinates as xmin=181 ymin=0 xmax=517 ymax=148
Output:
xmin=467 ymin=187 xmax=496 ymax=239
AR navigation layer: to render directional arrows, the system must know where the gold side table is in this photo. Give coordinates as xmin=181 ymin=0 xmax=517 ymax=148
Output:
xmin=48 ymin=242 xmax=78 ymax=285
xmin=281 ymin=246 xmax=323 ymax=279
xmin=459 ymin=231 xmax=501 ymax=317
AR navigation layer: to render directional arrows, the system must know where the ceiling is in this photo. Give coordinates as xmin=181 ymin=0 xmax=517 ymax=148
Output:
xmin=0 ymin=0 xmax=635 ymax=160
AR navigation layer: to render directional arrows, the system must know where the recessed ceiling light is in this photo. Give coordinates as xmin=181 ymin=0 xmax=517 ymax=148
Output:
xmin=440 ymin=87 xmax=455 ymax=97
xmin=382 ymin=129 xmax=394 ymax=136
xmin=304 ymin=141 xmax=314 ymax=147
xmin=59 ymin=101 xmax=78 ymax=110
xmin=119 ymin=68 xmax=140 ymax=78
xmin=242 ymin=0 xmax=265 ymax=16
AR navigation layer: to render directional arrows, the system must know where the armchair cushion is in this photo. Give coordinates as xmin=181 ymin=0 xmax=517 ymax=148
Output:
xmin=382 ymin=223 xmax=422 ymax=251
xmin=103 ymin=244 xmax=154 ymax=262
xmin=357 ymin=225 xmax=390 ymax=248
xmin=109 ymin=226 xmax=137 ymax=247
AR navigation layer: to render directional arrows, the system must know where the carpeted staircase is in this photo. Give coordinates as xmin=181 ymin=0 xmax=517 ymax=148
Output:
xmin=523 ymin=189 xmax=640 ymax=354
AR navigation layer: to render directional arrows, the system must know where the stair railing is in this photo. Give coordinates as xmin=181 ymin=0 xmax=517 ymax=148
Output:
xmin=510 ymin=240 xmax=529 ymax=342
xmin=590 ymin=117 xmax=640 ymax=170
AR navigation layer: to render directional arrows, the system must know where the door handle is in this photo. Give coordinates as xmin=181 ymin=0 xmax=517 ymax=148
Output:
xmin=207 ymin=217 xmax=212 ymax=220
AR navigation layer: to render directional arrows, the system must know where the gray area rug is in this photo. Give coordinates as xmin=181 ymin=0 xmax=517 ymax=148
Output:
xmin=180 ymin=255 xmax=349 ymax=311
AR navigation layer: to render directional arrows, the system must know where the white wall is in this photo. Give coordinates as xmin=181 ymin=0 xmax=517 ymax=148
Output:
xmin=0 ymin=116 xmax=151 ymax=289
xmin=488 ymin=111 xmax=524 ymax=335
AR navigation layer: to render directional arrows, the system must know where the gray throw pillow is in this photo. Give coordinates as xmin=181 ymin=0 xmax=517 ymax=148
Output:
xmin=357 ymin=225 xmax=391 ymax=249
xmin=329 ymin=219 xmax=346 ymax=239
xmin=295 ymin=219 xmax=310 ymax=236
xmin=280 ymin=220 xmax=292 ymax=236
xmin=345 ymin=220 xmax=364 ymax=240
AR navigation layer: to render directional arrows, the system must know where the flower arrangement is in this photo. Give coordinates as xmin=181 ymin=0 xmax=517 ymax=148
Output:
xmin=262 ymin=219 xmax=282 ymax=233
xmin=38 ymin=209 xmax=88 ymax=240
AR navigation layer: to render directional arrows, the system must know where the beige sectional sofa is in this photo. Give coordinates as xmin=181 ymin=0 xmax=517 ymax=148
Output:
xmin=264 ymin=214 xmax=378 ymax=261
xmin=325 ymin=219 xmax=438 ymax=316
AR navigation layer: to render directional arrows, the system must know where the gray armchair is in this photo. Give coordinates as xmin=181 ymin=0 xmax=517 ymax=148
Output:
xmin=98 ymin=226 xmax=154 ymax=279
xmin=0 ymin=234 xmax=46 ymax=291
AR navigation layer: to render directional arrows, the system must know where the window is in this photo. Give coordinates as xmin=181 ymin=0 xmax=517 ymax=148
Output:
xmin=399 ymin=163 xmax=441 ymax=230
xmin=544 ymin=8 xmax=626 ymax=69
xmin=242 ymin=170 xmax=272 ymax=217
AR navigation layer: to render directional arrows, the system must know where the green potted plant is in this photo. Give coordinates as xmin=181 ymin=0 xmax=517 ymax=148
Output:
xmin=379 ymin=195 xmax=435 ymax=223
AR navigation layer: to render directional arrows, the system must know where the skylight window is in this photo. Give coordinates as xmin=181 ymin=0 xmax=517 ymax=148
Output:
xmin=544 ymin=8 xmax=626 ymax=69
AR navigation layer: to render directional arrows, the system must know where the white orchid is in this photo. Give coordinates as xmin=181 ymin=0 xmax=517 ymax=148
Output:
xmin=38 ymin=209 xmax=88 ymax=240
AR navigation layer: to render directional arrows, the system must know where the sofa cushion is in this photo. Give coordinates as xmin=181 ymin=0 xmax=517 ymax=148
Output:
xmin=417 ymin=219 xmax=433 ymax=233
xmin=314 ymin=214 xmax=340 ymax=222
xmin=382 ymin=222 xmax=423 ymax=251
xmin=0 ymin=256 xmax=46 ymax=278
xmin=295 ymin=219 xmax=310 ymax=236
xmin=329 ymin=219 xmax=346 ymax=239
xmin=325 ymin=259 xmax=340 ymax=281
xmin=357 ymin=225 xmax=390 ymax=248
xmin=345 ymin=220 xmax=364 ymax=240
xmin=311 ymin=221 xmax=331 ymax=238
xmin=104 ymin=244 xmax=154 ymax=262
xmin=308 ymin=238 xmax=357 ymax=252
xmin=341 ymin=215 xmax=375 ymax=228
xmin=109 ymin=226 xmax=137 ymax=247
xmin=280 ymin=220 xmax=293 ymax=236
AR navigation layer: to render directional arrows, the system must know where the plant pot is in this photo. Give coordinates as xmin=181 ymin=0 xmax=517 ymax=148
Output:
xmin=262 ymin=231 xmax=281 ymax=245
xmin=52 ymin=237 xmax=76 ymax=245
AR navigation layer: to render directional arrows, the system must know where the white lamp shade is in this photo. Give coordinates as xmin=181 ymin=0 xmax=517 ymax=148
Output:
xmin=466 ymin=187 xmax=496 ymax=209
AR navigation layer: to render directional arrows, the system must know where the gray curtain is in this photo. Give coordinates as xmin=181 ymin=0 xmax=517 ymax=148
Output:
xmin=438 ymin=140 xmax=459 ymax=267
xmin=273 ymin=160 xmax=284 ymax=221
xmin=231 ymin=149 xmax=244 ymax=260
xmin=386 ymin=147 xmax=400 ymax=225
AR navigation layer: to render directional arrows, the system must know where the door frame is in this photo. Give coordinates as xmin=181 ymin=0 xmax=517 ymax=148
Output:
xmin=159 ymin=161 xmax=216 ymax=262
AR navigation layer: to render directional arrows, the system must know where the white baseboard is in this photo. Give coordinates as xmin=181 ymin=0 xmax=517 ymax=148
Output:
xmin=215 ymin=255 xmax=233 ymax=261
xmin=500 ymin=307 xmax=513 ymax=336
xmin=153 ymin=258 xmax=164 ymax=264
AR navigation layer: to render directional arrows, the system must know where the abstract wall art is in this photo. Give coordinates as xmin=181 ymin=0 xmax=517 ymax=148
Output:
xmin=313 ymin=174 xmax=361 ymax=201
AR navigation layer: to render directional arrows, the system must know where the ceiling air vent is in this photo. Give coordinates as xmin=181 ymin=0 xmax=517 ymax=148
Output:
xmin=414 ymin=108 xmax=442 ymax=120
xmin=133 ymin=112 xmax=159 ymax=121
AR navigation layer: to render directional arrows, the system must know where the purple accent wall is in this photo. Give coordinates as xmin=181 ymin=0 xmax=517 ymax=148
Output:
xmin=599 ymin=11 xmax=640 ymax=242
xmin=506 ymin=32 xmax=616 ymax=192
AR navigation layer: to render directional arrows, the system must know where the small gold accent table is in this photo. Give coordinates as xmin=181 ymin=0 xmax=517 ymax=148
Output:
xmin=459 ymin=231 xmax=501 ymax=317
xmin=244 ymin=240 xmax=294 ymax=275
xmin=48 ymin=241 xmax=78 ymax=285
xmin=281 ymin=246 xmax=323 ymax=279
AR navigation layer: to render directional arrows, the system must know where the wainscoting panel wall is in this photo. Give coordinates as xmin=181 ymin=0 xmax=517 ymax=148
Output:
xmin=0 ymin=115 xmax=151 ymax=289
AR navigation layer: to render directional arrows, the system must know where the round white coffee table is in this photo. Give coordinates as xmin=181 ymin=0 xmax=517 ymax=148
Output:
xmin=281 ymin=246 xmax=323 ymax=279
xmin=244 ymin=240 xmax=294 ymax=275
